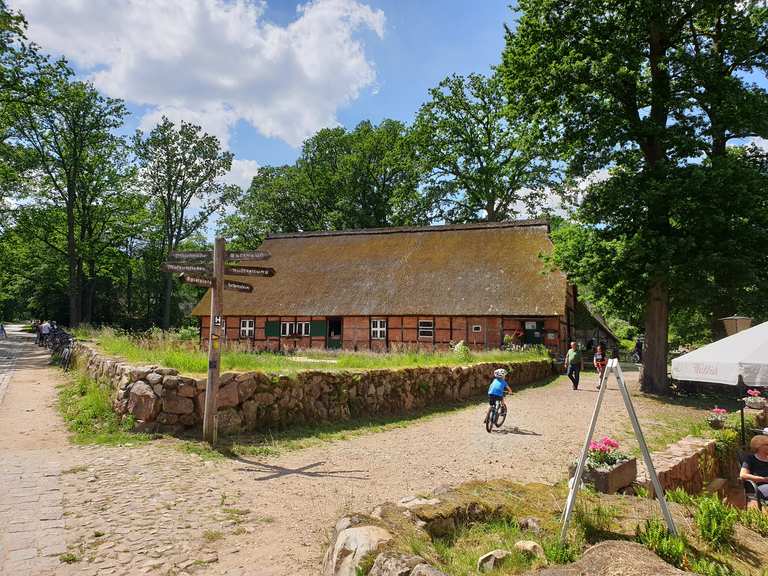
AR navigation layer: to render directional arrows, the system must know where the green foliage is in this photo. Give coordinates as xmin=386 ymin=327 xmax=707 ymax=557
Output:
xmin=694 ymin=495 xmax=738 ymax=549
xmin=712 ymin=428 xmax=740 ymax=475
xmin=452 ymin=340 xmax=472 ymax=363
xmin=689 ymin=557 xmax=742 ymax=576
xmin=737 ymin=507 xmax=768 ymax=538
xmin=665 ymin=487 xmax=695 ymax=507
xmin=541 ymin=538 xmax=578 ymax=564
xmin=635 ymin=518 xmax=687 ymax=568
xmin=574 ymin=501 xmax=615 ymax=541
xmin=411 ymin=72 xmax=552 ymax=222
xmin=58 ymin=369 xmax=150 ymax=445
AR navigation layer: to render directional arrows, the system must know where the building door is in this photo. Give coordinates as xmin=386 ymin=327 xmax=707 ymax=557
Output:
xmin=327 ymin=317 xmax=343 ymax=349
xmin=523 ymin=320 xmax=544 ymax=345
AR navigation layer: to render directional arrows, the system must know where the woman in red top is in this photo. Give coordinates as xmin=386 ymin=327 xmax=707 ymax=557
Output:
xmin=594 ymin=344 xmax=608 ymax=389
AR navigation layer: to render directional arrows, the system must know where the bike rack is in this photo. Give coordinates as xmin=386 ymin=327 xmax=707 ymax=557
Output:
xmin=560 ymin=358 xmax=677 ymax=541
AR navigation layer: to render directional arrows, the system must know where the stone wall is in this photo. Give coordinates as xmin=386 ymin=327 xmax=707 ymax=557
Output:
xmin=635 ymin=435 xmax=718 ymax=497
xmin=74 ymin=343 xmax=554 ymax=435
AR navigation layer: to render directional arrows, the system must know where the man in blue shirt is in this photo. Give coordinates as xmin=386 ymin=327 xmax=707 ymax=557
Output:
xmin=487 ymin=368 xmax=512 ymax=415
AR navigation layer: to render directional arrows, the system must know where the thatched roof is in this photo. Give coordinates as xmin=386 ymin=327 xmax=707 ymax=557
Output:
xmin=191 ymin=220 xmax=567 ymax=317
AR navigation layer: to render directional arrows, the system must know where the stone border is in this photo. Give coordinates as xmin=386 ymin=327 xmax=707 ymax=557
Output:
xmin=74 ymin=343 xmax=554 ymax=435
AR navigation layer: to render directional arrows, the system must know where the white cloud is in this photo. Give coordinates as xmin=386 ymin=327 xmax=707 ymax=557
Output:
xmin=222 ymin=159 xmax=260 ymax=190
xmin=747 ymin=137 xmax=768 ymax=151
xmin=13 ymin=0 xmax=385 ymax=147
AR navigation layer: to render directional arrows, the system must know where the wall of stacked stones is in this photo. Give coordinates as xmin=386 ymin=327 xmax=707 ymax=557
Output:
xmin=74 ymin=343 xmax=553 ymax=435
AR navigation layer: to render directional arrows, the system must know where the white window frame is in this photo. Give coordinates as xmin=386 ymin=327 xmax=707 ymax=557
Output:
xmin=240 ymin=319 xmax=255 ymax=338
xmin=280 ymin=321 xmax=294 ymax=337
xmin=371 ymin=319 xmax=387 ymax=340
xmin=418 ymin=320 xmax=434 ymax=338
xmin=297 ymin=322 xmax=310 ymax=336
xmin=472 ymin=324 xmax=482 ymax=333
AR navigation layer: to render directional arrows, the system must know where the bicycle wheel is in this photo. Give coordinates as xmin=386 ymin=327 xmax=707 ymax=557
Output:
xmin=485 ymin=406 xmax=495 ymax=433
xmin=495 ymin=404 xmax=507 ymax=427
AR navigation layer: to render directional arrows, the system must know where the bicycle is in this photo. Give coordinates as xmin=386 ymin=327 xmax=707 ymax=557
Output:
xmin=484 ymin=395 xmax=507 ymax=433
xmin=49 ymin=330 xmax=75 ymax=372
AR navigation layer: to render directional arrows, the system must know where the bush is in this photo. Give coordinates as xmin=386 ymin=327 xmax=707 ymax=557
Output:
xmin=635 ymin=518 xmax=687 ymax=567
xmin=665 ymin=487 xmax=696 ymax=506
xmin=542 ymin=539 xmax=578 ymax=564
xmin=452 ymin=340 xmax=472 ymax=363
xmin=694 ymin=495 xmax=738 ymax=549
xmin=176 ymin=325 xmax=199 ymax=341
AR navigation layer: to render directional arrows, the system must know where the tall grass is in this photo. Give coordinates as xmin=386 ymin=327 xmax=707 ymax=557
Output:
xmin=85 ymin=327 xmax=550 ymax=375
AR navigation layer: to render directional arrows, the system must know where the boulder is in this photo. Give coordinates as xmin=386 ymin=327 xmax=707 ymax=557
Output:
xmin=369 ymin=553 xmax=424 ymax=576
xmin=217 ymin=382 xmax=240 ymax=409
xmin=411 ymin=565 xmax=448 ymax=576
xmin=217 ymin=408 xmax=242 ymax=436
xmin=323 ymin=525 xmax=392 ymax=576
xmin=477 ymin=550 xmax=512 ymax=573
xmin=156 ymin=368 xmax=179 ymax=376
xmin=241 ymin=400 xmax=260 ymax=431
xmin=156 ymin=412 xmax=179 ymax=425
xmin=162 ymin=375 xmax=181 ymax=390
xmin=146 ymin=372 xmax=163 ymax=386
xmin=177 ymin=381 xmax=197 ymax=398
xmin=237 ymin=375 xmax=259 ymax=403
xmin=522 ymin=541 xmax=696 ymax=576
xmin=130 ymin=367 xmax=151 ymax=381
xmin=163 ymin=393 xmax=194 ymax=415
xmin=519 ymin=518 xmax=542 ymax=534
xmin=514 ymin=540 xmax=545 ymax=559
xmin=398 ymin=496 xmax=441 ymax=510
xmin=179 ymin=412 xmax=199 ymax=427
xmin=127 ymin=381 xmax=160 ymax=422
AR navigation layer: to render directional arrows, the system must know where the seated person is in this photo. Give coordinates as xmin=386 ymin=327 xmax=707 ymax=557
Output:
xmin=740 ymin=434 xmax=768 ymax=509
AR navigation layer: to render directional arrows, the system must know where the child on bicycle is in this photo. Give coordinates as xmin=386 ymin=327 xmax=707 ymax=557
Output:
xmin=487 ymin=368 xmax=512 ymax=415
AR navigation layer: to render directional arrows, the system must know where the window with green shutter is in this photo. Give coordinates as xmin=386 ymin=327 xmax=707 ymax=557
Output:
xmin=310 ymin=320 xmax=327 ymax=337
xmin=265 ymin=321 xmax=280 ymax=338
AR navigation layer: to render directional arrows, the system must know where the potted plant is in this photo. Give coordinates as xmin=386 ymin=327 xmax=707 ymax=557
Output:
xmin=744 ymin=389 xmax=766 ymax=410
xmin=706 ymin=406 xmax=728 ymax=429
xmin=569 ymin=436 xmax=636 ymax=494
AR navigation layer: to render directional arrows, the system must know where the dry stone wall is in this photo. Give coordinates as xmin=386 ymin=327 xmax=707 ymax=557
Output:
xmin=635 ymin=436 xmax=718 ymax=497
xmin=74 ymin=343 xmax=553 ymax=435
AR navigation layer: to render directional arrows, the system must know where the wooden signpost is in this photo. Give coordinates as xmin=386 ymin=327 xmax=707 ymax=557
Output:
xmin=163 ymin=239 xmax=274 ymax=444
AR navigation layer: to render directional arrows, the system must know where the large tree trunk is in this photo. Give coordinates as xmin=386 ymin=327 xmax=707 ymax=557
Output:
xmin=66 ymin=202 xmax=80 ymax=327
xmin=640 ymin=280 xmax=670 ymax=394
xmin=161 ymin=271 xmax=172 ymax=330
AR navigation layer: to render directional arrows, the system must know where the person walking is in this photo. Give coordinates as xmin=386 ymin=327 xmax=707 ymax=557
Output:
xmin=594 ymin=344 xmax=608 ymax=389
xmin=0 ymin=322 xmax=6 ymax=339
xmin=564 ymin=341 xmax=583 ymax=390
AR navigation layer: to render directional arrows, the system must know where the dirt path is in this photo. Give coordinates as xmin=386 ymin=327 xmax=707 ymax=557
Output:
xmin=0 ymin=328 xmax=707 ymax=576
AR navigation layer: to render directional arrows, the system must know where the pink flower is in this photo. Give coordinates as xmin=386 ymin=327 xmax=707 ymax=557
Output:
xmin=711 ymin=407 xmax=727 ymax=415
xmin=747 ymin=389 xmax=762 ymax=397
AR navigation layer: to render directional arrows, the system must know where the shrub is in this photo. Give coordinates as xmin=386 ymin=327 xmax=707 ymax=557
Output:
xmin=176 ymin=325 xmax=199 ymax=341
xmin=665 ymin=487 xmax=696 ymax=506
xmin=689 ymin=557 xmax=741 ymax=576
xmin=452 ymin=340 xmax=472 ymax=363
xmin=542 ymin=539 xmax=578 ymax=564
xmin=635 ymin=518 xmax=687 ymax=567
xmin=694 ymin=495 xmax=738 ymax=549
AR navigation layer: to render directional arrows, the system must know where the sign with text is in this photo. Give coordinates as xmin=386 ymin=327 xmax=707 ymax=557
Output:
xmin=225 ymin=250 xmax=271 ymax=261
xmin=224 ymin=280 xmax=253 ymax=293
xmin=168 ymin=250 xmax=213 ymax=262
xmin=224 ymin=265 xmax=275 ymax=277
xmin=179 ymin=274 xmax=212 ymax=288
xmin=162 ymin=262 xmax=210 ymax=275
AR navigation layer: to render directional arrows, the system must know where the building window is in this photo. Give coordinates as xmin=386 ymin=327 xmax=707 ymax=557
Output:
xmin=418 ymin=320 xmax=434 ymax=338
xmin=280 ymin=321 xmax=294 ymax=337
xmin=472 ymin=325 xmax=482 ymax=333
xmin=371 ymin=319 xmax=387 ymax=340
xmin=297 ymin=322 xmax=310 ymax=336
xmin=240 ymin=319 xmax=254 ymax=338
xmin=280 ymin=322 xmax=310 ymax=337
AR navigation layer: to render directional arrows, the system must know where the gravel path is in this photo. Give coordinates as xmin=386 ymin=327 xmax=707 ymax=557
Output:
xmin=0 ymin=326 xmax=706 ymax=575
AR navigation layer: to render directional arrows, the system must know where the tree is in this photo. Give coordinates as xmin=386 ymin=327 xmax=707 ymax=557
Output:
xmin=411 ymin=72 xmax=552 ymax=222
xmin=501 ymin=0 xmax=768 ymax=392
xmin=12 ymin=74 xmax=128 ymax=326
xmin=134 ymin=117 xmax=236 ymax=329
xmin=221 ymin=119 xmax=426 ymax=246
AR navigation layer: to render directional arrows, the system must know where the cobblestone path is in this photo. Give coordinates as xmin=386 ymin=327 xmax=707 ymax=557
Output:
xmin=0 ymin=325 xmax=709 ymax=575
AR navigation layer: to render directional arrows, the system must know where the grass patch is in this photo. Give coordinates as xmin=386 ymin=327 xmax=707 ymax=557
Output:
xmin=58 ymin=369 xmax=152 ymax=445
xmin=86 ymin=327 xmax=549 ymax=375
xmin=58 ymin=552 xmax=79 ymax=564
xmin=62 ymin=465 xmax=89 ymax=475
xmin=202 ymin=530 xmax=224 ymax=543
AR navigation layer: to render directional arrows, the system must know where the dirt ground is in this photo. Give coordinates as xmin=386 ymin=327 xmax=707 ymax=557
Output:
xmin=0 ymin=325 xmax=710 ymax=575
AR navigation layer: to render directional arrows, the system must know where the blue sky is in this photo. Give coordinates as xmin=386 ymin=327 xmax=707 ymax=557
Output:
xmin=12 ymin=0 xmax=513 ymax=187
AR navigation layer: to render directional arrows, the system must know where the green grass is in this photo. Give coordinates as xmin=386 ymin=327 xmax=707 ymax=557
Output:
xmin=84 ymin=327 xmax=549 ymax=375
xmin=58 ymin=369 xmax=153 ymax=445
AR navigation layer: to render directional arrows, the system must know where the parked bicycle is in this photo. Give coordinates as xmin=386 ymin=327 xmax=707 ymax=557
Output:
xmin=48 ymin=329 xmax=75 ymax=372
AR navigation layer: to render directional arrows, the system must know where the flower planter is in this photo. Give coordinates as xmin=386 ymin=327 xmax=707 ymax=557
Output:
xmin=744 ymin=397 xmax=766 ymax=410
xmin=707 ymin=418 xmax=725 ymax=429
xmin=569 ymin=458 xmax=637 ymax=494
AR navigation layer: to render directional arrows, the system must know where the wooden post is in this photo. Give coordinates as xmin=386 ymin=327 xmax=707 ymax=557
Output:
xmin=203 ymin=237 xmax=225 ymax=444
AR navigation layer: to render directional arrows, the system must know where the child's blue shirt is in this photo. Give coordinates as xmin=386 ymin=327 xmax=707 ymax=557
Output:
xmin=488 ymin=378 xmax=507 ymax=397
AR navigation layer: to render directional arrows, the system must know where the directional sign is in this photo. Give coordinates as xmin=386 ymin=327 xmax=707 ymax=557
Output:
xmin=179 ymin=274 xmax=212 ymax=288
xmin=162 ymin=262 xmax=210 ymax=275
xmin=168 ymin=250 xmax=213 ymax=262
xmin=225 ymin=250 xmax=271 ymax=261
xmin=224 ymin=280 xmax=253 ymax=293
xmin=224 ymin=265 xmax=275 ymax=277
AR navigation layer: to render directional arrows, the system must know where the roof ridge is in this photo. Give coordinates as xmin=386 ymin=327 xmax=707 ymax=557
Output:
xmin=266 ymin=219 xmax=549 ymax=240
